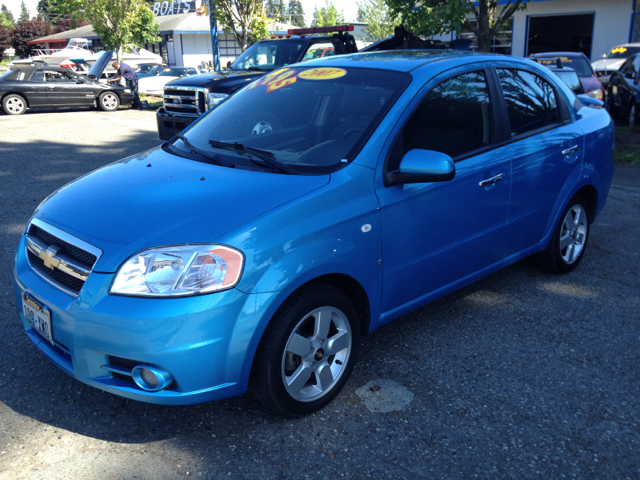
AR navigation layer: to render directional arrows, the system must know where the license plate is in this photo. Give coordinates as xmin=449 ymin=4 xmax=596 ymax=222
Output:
xmin=22 ymin=294 xmax=54 ymax=345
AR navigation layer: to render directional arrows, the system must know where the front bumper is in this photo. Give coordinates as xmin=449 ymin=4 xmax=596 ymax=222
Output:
xmin=156 ymin=107 xmax=198 ymax=140
xmin=13 ymin=235 xmax=279 ymax=405
xmin=119 ymin=91 xmax=135 ymax=107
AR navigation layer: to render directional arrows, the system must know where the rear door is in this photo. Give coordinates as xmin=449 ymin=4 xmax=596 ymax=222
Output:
xmin=494 ymin=67 xmax=584 ymax=255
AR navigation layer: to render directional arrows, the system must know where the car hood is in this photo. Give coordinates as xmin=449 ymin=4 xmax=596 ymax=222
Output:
xmin=87 ymin=50 xmax=113 ymax=80
xmin=33 ymin=147 xmax=330 ymax=272
xmin=592 ymin=58 xmax=625 ymax=71
xmin=167 ymin=70 xmax=265 ymax=88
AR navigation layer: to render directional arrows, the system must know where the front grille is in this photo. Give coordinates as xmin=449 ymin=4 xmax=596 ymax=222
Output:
xmin=28 ymin=250 xmax=85 ymax=293
xmin=163 ymin=87 xmax=207 ymax=117
xmin=29 ymin=224 xmax=97 ymax=266
xmin=25 ymin=220 xmax=101 ymax=296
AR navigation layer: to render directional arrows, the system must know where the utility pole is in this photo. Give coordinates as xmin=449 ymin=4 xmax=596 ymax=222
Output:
xmin=208 ymin=0 xmax=220 ymax=71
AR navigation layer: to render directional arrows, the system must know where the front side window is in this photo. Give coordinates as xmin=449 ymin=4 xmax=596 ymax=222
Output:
xmin=231 ymin=41 xmax=303 ymax=72
xmin=44 ymin=70 xmax=75 ymax=83
xmin=497 ymin=69 xmax=560 ymax=138
xmin=402 ymin=71 xmax=493 ymax=159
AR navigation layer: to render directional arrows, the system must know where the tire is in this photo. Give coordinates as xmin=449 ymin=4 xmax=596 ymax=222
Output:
xmin=250 ymin=284 xmax=361 ymax=417
xmin=540 ymin=194 xmax=590 ymax=274
xmin=629 ymin=101 xmax=637 ymax=129
xmin=98 ymin=92 xmax=120 ymax=112
xmin=604 ymin=89 xmax=616 ymax=117
xmin=2 ymin=94 xmax=27 ymax=115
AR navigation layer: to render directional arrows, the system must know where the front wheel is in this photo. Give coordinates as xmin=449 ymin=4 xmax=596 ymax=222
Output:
xmin=2 ymin=94 xmax=27 ymax=115
xmin=540 ymin=194 xmax=590 ymax=274
xmin=250 ymin=284 xmax=361 ymax=417
xmin=98 ymin=92 xmax=120 ymax=112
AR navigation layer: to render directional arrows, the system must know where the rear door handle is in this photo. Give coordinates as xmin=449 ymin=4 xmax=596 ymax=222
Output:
xmin=562 ymin=145 xmax=579 ymax=155
xmin=479 ymin=173 xmax=503 ymax=187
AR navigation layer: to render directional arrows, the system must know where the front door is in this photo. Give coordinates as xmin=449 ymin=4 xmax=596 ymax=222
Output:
xmin=44 ymin=70 xmax=95 ymax=107
xmin=376 ymin=69 xmax=511 ymax=315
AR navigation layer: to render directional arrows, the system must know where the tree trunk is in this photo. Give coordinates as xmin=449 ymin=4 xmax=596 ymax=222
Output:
xmin=117 ymin=45 xmax=122 ymax=62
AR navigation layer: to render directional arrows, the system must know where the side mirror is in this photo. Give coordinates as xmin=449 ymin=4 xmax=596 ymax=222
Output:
xmin=388 ymin=149 xmax=455 ymax=186
xmin=226 ymin=61 xmax=232 ymax=69
xmin=624 ymin=71 xmax=636 ymax=80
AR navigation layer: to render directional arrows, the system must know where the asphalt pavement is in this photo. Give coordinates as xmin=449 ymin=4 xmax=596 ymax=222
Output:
xmin=0 ymin=107 xmax=639 ymax=479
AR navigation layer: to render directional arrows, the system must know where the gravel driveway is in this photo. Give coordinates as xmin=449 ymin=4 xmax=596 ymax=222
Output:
xmin=1 ymin=108 xmax=639 ymax=479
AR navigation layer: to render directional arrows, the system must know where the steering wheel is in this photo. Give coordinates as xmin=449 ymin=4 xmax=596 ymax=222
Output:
xmin=251 ymin=112 xmax=282 ymax=135
xmin=342 ymin=127 xmax=365 ymax=141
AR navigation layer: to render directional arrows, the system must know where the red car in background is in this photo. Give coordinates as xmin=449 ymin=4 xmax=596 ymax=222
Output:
xmin=529 ymin=52 xmax=605 ymax=101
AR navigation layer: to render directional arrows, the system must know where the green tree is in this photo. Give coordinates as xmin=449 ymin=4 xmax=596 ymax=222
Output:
xmin=311 ymin=1 xmax=344 ymax=28
xmin=251 ymin=7 xmax=270 ymax=43
xmin=1 ymin=4 xmax=15 ymax=25
xmin=212 ymin=0 xmax=260 ymax=52
xmin=357 ymin=0 xmax=395 ymax=41
xmin=56 ymin=0 xmax=160 ymax=61
xmin=385 ymin=0 xmax=528 ymax=52
xmin=265 ymin=0 xmax=285 ymax=23
xmin=287 ymin=0 xmax=304 ymax=27
xmin=12 ymin=18 xmax=53 ymax=57
xmin=19 ymin=0 xmax=30 ymax=21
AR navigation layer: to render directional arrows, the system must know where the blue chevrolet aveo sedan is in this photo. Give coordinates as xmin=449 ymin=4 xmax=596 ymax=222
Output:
xmin=14 ymin=51 xmax=614 ymax=417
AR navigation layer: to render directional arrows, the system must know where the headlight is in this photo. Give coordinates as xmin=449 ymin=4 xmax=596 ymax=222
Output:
xmin=207 ymin=93 xmax=228 ymax=109
xmin=124 ymin=89 xmax=132 ymax=93
xmin=110 ymin=245 xmax=244 ymax=297
xmin=586 ymin=88 xmax=603 ymax=100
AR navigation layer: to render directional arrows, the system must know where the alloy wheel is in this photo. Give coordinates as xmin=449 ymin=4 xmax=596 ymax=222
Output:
xmin=6 ymin=97 xmax=24 ymax=114
xmin=281 ymin=306 xmax=352 ymax=402
xmin=102 ymin=94 xmax=118 ymax=110
xmin=559 ymin=204 xmax=587 ymax=264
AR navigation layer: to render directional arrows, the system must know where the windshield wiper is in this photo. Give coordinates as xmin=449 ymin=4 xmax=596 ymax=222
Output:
xmin=208 ymin=140 xmax=297 ymax=174
xmin=175 ymin=133 xmax=230 ymax=167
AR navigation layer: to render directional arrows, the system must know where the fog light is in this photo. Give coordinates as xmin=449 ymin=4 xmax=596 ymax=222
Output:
xmin=131 ymin=365 xmax=173 ymax=392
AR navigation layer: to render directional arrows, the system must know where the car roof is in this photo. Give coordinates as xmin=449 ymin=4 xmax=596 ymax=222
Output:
xmin=297 ymin=50 xmax=509 ymax=73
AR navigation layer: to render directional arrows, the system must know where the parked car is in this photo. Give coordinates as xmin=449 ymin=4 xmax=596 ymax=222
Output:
xmin=135 ymin=64 xmax=165 ymax=79
xmin=592 ymin=43 xmax=640 ymax=88
xmin=530 ymin=52 xmax=604 ymax=100
xmin=14 ymin=52 xmax=614 ymax=417
xmin=0 ymin=53 xmax=133 ymax=115
xmin=605 ymin=52 xmax=640 ymax=128
xmin=138 ymin=66 xmax=203 ymax=95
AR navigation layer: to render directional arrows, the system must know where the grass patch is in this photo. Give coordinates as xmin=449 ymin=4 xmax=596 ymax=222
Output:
xmin=139 ymin=93 xmax=163 ymax=109
xmin=614 ymin=126 xmax=640 ymax=166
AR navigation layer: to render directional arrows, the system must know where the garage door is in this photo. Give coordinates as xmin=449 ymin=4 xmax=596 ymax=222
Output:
xmin=527 ymin=13 xmax=594 ymax=59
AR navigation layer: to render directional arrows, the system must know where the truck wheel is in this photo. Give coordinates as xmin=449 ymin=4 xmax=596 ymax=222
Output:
xmin=99 ymin=92 xmax=120 ymax=112
xmin=2 ymin=94 xmax=27 ymax=115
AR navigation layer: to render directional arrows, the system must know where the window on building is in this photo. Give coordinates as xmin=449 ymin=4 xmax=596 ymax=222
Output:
xmin=461 ymin=18 xmax=512 ymax=55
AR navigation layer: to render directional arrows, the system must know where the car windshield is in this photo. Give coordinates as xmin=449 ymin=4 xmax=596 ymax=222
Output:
xmin=553 ymin=70 xmax=582 ymax=93
xmin=605 ymin=46 xmax=640 ymax=59
xmin=230 ymin=40 xmax=304 ymax=72
xmin=136 ymin=65 xmax=157 ymax=74
xmin=179 ymin=67 xmax=410 ymax=174
xmin=536 ymin=56 xmax=593 ymax=77
xmin=160 ymin=68 xmax=186 ymax=77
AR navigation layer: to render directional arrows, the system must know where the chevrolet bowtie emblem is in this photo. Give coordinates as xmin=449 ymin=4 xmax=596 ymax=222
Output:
xmin=173 ymin=98 xmax=181 ymax=104
xmin=40 ymin=245 xmax=61 ymax=270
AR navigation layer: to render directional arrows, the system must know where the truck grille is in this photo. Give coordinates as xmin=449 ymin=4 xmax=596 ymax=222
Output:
xmin=163 ymin=87 xmax=207 ymax=117
xmin=25 ymin=219 xmax=102 ymax=297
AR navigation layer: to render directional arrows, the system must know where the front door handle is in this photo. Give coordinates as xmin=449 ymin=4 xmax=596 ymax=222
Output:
xmin=562 ymin=145 xmax=579 ymax=155
xmin=479 ymin=173 xmax=503 ymax=187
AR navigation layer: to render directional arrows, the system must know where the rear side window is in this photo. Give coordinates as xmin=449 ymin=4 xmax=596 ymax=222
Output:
xmin=497 ymin=69 xmax=560 ymax=138
xmin=30 ymin=70 xmax=45 ymax=82
xmin=402 ymin=71 xmax=493 ymax=158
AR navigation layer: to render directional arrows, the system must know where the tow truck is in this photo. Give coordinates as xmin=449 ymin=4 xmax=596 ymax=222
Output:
xmin=156 ymin=25 xmax=359 ymax=140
